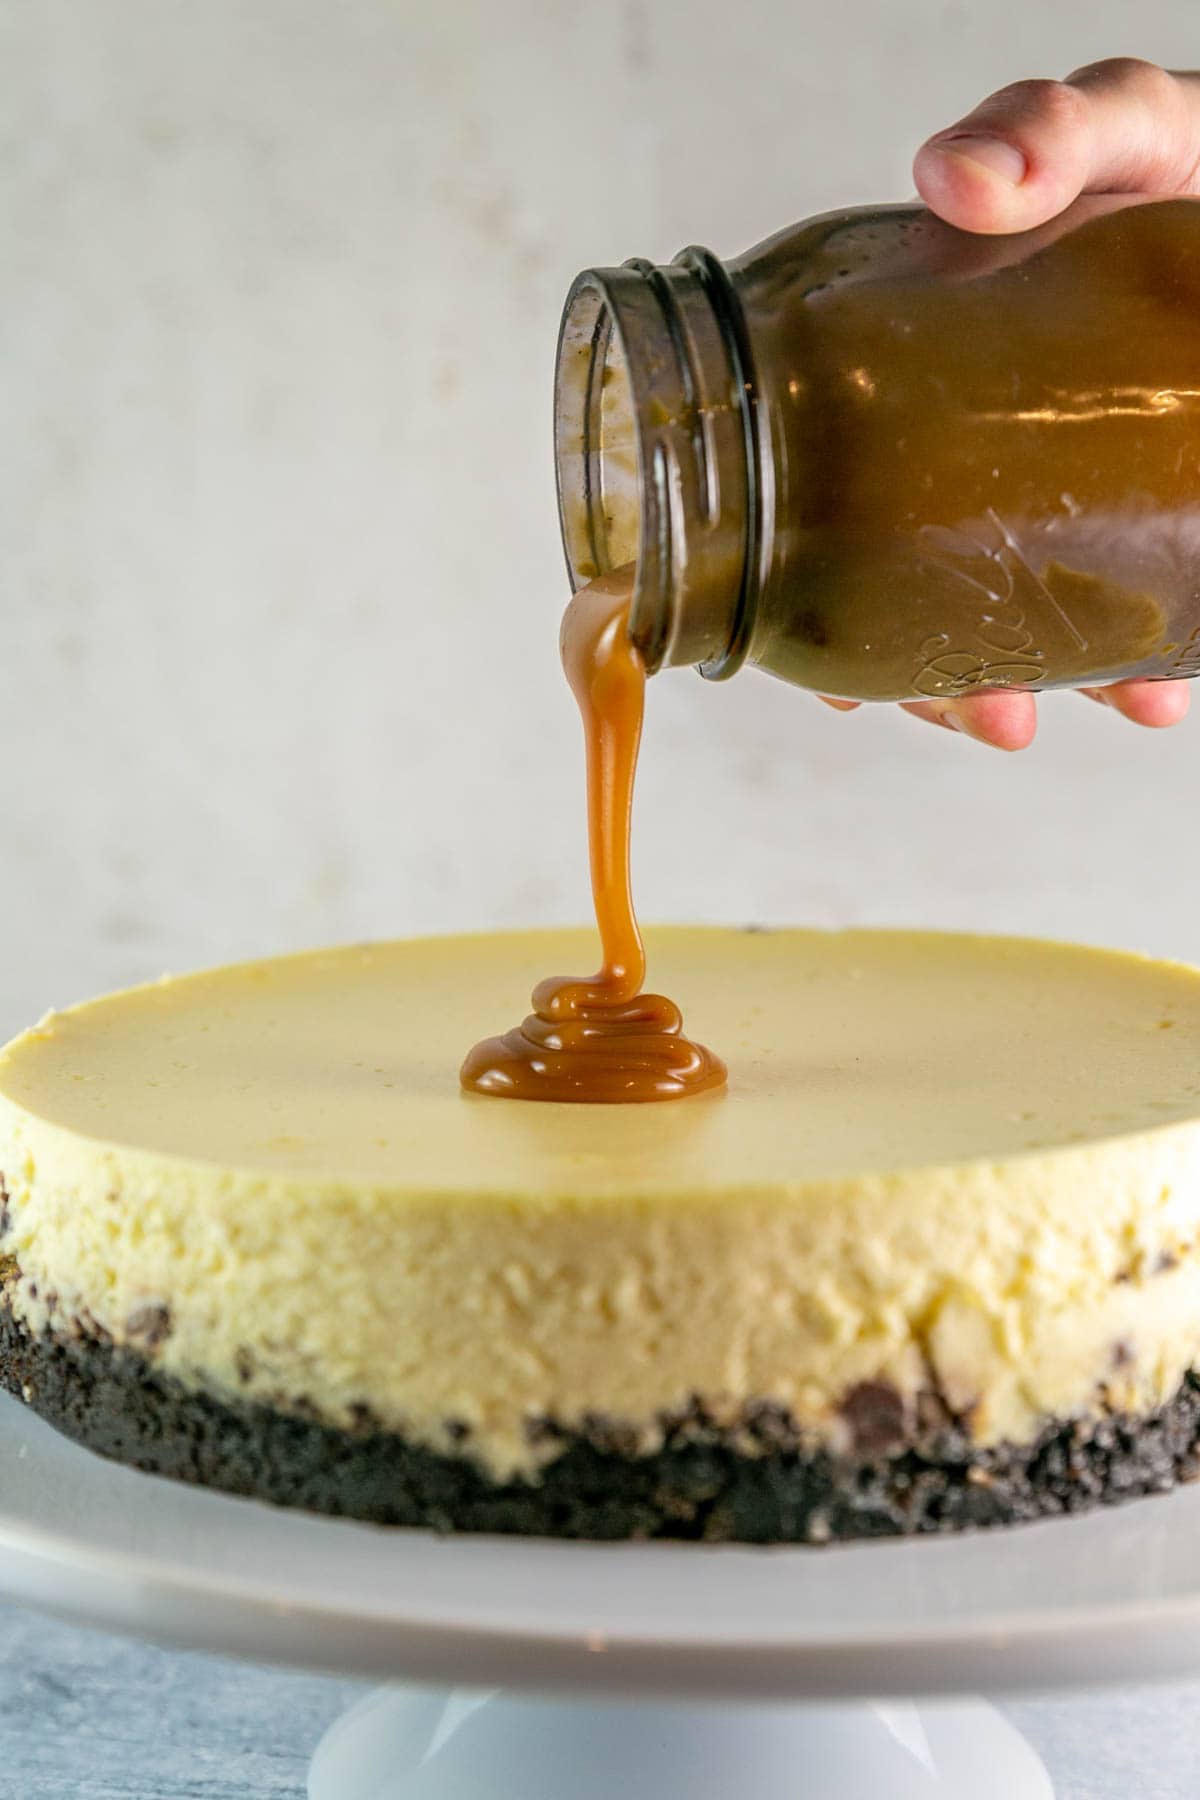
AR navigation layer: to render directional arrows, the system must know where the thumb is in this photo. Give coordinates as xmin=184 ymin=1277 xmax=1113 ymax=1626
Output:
xmin=914 ymin=60 xmax=1200 ymax=235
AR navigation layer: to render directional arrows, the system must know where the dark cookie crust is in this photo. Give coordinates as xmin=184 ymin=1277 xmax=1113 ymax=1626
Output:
xmin=2 ymin=1299 xmax=1199 ymax=1541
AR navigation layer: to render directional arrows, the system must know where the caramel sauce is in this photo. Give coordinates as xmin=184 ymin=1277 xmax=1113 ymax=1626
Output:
xmin=460 ymin=568 xmax=726 ymax=1103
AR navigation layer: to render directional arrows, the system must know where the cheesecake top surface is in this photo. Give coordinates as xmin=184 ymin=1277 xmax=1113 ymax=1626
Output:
xmin=2 ymin=927 xmax=1200 ymax=1199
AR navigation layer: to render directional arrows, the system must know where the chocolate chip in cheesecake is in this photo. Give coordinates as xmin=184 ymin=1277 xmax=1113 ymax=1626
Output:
xmin=840 ymin=1380 xmax=908 ymax=1457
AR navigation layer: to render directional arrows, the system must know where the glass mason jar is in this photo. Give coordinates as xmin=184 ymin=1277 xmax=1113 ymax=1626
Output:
xmin=553 ymin=196 xmax=1200 ymax=701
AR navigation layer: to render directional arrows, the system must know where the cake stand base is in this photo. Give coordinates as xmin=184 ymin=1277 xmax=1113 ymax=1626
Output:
xmin=307 ymin=1687 xmax=1054 ymax=1798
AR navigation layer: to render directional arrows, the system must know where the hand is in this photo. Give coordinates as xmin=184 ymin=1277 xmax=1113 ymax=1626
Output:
xmin=833 ymin=59 xmax=1198 ymax=749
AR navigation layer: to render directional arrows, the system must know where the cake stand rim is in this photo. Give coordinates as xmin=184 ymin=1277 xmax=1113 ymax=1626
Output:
xmin=1 ymin=1490 xmax=1199 ymax=1698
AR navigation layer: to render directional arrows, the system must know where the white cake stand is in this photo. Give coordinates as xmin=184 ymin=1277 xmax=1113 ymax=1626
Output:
xmin=3 ymin=1399 xmax=1199 ymax=1797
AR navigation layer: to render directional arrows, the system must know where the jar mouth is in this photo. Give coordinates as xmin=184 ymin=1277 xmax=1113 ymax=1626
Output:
xmin=553 ymin=273 xmax=662 ymax=669
xmin=553 ymin=255 xmax=761 ymax=679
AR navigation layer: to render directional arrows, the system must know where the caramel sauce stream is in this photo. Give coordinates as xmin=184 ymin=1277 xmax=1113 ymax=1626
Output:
xmin=460 ymin=568 xmax=726 ymax=1103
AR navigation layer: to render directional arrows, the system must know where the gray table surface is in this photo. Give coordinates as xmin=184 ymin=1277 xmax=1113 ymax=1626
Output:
xmin=0 ymin=1602 xmax=1197 ymax=1799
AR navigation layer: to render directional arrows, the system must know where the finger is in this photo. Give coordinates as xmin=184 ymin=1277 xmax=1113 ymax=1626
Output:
xmin=901 ymin=690 xmax=1038 ymax=750
xmin=818 ymin=696 xmax=860 ymax=712
xmin=900 ymin=701 xmax=965 ymax=734
xmin=914 ymin=60 xmax=1200 ymax=234
xmin=1081 ymin=678 xmax=1192 ymax=727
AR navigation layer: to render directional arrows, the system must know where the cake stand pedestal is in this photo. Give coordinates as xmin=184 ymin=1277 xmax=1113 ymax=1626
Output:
xmin=306 ymin=1688 xmax=1052 ymax=1799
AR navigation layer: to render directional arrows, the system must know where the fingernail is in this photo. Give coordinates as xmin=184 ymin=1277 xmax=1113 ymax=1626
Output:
xmin=938 ymin=706 xmax=966 ymax=733
xmin=934 ymin=134 xmax=1027 ymax=186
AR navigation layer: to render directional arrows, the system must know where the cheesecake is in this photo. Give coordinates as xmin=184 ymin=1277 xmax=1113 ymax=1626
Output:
xmin=2 ymin=926 xmax=1200 ymax=1540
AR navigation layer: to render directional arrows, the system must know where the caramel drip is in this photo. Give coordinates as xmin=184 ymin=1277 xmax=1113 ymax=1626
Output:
xmin=461 ymin=568 xmax=726 ymax=1103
